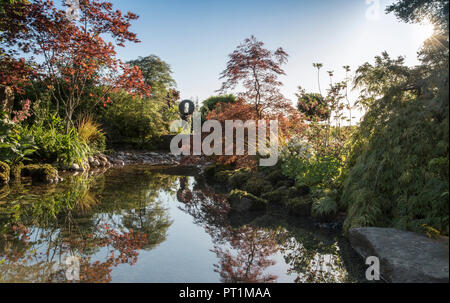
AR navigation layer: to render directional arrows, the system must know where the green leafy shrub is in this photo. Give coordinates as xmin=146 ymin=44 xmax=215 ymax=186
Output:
xmin=312 ymin=196 xmax=338 ymax=222
xmin=343 ymin=70 xmax=449 ymax=234
xmin=281 ymin=136 xmax=344 ymax=188
xmin=0 ymin=113 xmax=37 ymax=165
xmin=99 ymin=91 xmax=178 ymax=149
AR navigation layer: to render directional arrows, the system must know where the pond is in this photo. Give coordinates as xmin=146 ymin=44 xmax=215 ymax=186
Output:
xmin=0 ymin=165 xmax=367 ymax=283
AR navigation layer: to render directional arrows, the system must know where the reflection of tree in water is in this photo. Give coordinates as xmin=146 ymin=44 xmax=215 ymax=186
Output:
xmin=211 ymin=226 xmax=279 ymax=283
xmin=121 ymin=201 xmax=172 ymax=251
xmin=177 ymin=177 xmax=280 ymax=283
xmin=0 ymin=170 xmax=176 ymax=282
xmin=277 ymin=230 xmax=350 ymax=283
xmin=177 ymin=177 xmax=357 ymax=283
xmin=1 ymin=169 xmax=360 ymax=283
xmin=176 ymin=177 xmax=193 ymax=204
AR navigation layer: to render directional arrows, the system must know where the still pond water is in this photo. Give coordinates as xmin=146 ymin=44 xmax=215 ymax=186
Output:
xmin=0 ymin=166 xmax=366 ymax=283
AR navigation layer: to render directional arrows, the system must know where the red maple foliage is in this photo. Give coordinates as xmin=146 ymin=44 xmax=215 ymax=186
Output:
xmin=206 ymin=98 xmax=305 ymax=168
xmin=0 ymin=0 xmax=150 ymax=125
xmin=219 ymin=35 xmax=291 ymax=119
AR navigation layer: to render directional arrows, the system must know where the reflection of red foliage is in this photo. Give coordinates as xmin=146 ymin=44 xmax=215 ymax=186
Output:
xmin=0 ymin=222 xmax=148 ymax=283
xmin=212 ymin=226 xmax=279 ymax=283
xmin=176 ymin=186 xmax=279 ymax=283
xmin=206 ymin=99 xmax=305 ymax=168
xmin=78 ymin=224 xmax=148 ymax=283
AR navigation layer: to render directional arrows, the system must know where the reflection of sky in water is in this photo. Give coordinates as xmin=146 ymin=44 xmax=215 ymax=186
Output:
xmin=112 ymin=189 xmax=221 ymax=283
xmin=0 ymin=167 xmax=363 ymax=283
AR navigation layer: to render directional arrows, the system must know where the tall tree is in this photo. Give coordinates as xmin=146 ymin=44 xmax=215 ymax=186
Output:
xmin=386 ymin=0 xmax=449 ymax=32
xmin=0 ymin=0 xmax=33 ymax=93
xmin=296 ymin=87 xmax=330 ymax=122
xmin=127 ymin=55 xmax=177 ymax=101
xmin=342 ymin=0 xmax=449 ymax=234
xmin=387 ymin=0 xmax=449 ymax=69
xmin=219 ymin=36 xmax=289 ymax=119
xmin=0 ymin=0 xmax=150 ymax=128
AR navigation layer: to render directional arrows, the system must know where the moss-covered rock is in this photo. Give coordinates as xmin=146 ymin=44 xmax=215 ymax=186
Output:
xmin=227 ymin=189 xmax=268 ymax=212
xmin=293 ymin=184 xmax=311 ymax=196
xmin=242 ymin=176 xmax=273 ymax=196
xmin=0 ymin=184 xmax=10 ymax=200
xmin=285 ymin=196 xmax=313 ymax=216
xmin=229 ymin=168 xmax=252 ymax=189
xmin=261 ymin=188 xmax=289 ymax=204
xmin=276 ymin=179 xmax=295 ymax=188
xmin=214 ymin=170 xmax=233 ymax=183
xmin=0 ymin=161 xmax=10 ymax=185
xmin=265 ymin=168 xmax=286 ymax=183
xmin=22 ymin=164 xmax=59 ymax=184
xmin=10 ymin=162 xmax=24 ymax=181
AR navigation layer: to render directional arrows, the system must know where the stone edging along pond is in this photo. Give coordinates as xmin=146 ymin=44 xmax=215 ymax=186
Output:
xmin=0 ymin=151 xmax=186 ymax=186
xmin=65 ymin=151 xmax=182 ymax=172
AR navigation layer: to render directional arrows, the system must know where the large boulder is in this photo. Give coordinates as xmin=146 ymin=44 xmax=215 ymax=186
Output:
xmin=349 ymin=227 xmax=449 ymax=283
xmin=22 ymin=164 xmax=60 ymax=184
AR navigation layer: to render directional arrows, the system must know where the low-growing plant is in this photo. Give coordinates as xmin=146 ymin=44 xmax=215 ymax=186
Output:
xmin=0 ymin=112 xmax=37 ymax=165
xmin=28 ymin=114 xmax=93 ymax=166
xmin=76 ymin=114 xmax=106 ymax=153
xmin=312 ymin=196 xmax=338 ymax=220
xmin=281 ymin=136 xmax=344 ymax=189
xmin=227 ymin=189 xmax=268 ymax=211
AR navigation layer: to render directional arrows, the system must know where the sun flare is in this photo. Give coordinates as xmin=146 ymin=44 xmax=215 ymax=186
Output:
xmin=414 ymin=21 xmax=435 ymax=43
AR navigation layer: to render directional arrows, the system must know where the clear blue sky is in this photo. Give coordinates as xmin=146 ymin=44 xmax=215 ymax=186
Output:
xmin=110 ymin=0 xmax=430 ymax=106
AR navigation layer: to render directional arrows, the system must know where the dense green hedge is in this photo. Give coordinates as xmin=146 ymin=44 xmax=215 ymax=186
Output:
xmin=99 ymin=91 xmax=178 ymax=149
xmin=342 ymin=93 xmax=449 ymax=235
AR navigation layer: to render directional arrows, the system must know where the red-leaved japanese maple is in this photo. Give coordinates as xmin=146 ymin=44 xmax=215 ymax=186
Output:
xmin=219 ymin=35 xmax=290 ymax=119
xmin=0 ymin=0 xmax=150 ymax=128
